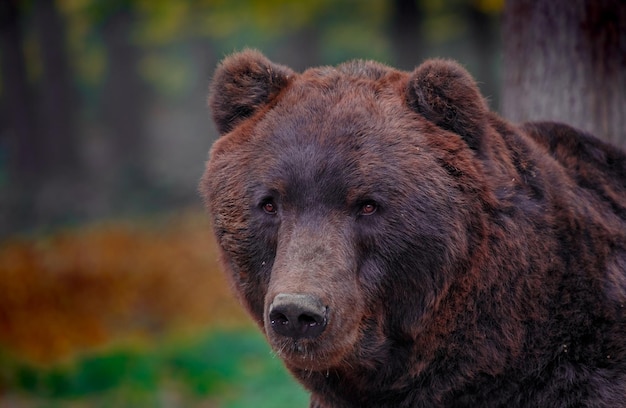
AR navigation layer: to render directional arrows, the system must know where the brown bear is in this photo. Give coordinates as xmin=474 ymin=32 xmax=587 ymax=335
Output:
xmin=200 ymin=49 xmax=626 ymax=407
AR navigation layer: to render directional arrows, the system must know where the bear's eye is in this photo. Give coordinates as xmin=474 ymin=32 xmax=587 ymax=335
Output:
xmin=261 ymin=200 xmax=277 ymax=215
xmin=360 ymin=201 xmax=378 ymax=216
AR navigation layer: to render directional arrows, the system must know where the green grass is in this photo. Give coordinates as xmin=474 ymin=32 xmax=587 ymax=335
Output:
xmin=0 ymin=330 xmax=310 ymax=407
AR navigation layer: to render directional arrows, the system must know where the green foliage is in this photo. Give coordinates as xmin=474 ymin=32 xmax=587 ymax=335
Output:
xmin=1 ymin=330 xmax=310 ymax=407
xmin=3 ymin=0 xmax=506 ymax=124
xmin=53 ymin=0 xmax=394 ymax=97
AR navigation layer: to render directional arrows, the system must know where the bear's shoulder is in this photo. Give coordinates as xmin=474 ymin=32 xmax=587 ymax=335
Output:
xmin=522 ymin=121 xmax=626 ymax=205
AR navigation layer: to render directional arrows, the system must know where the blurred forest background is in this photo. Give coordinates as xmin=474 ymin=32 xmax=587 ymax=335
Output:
xmin=0 ymin=0 xmax=623 ymax=406
xmin=0 ymin=0 xmax=504 ymax=236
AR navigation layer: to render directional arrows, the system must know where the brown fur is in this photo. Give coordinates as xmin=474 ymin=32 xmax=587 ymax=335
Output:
xmin=200 ymin=49 xmax=626 ymax=407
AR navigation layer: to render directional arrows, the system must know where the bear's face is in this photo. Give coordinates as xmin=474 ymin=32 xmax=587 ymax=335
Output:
xmin=201 ymin=50 xmax=491 ymax=372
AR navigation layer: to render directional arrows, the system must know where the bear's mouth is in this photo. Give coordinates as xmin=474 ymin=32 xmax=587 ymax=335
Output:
xmin=266 ymin=318 xmax=365 ymax=372
xmin=269 ymin=336 xmax=347 ymax=371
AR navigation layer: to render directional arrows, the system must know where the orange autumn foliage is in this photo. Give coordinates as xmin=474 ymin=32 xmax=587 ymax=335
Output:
xmin=0 ymin=210 xmax=249 ymax=363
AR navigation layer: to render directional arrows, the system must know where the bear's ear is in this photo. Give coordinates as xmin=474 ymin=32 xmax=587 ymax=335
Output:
xmin=406 ymin=59 xmax=488 ymax=150
xmin=209 ymin=49 xmax=294 ymax=135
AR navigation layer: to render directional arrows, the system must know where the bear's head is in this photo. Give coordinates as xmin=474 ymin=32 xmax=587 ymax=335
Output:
xmin=201 ymin=50 xmax=494 ymax=373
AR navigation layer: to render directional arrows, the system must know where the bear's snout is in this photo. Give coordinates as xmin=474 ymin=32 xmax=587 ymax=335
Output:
xmin=268 ymin=293 xmax=328 ymax=339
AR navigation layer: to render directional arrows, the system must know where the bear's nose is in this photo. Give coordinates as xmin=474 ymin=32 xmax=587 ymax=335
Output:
xmin=269 ymin=293 xmax=328 ymax=339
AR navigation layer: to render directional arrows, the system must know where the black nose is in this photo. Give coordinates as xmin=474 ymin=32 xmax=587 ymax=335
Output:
xmin=269 ymin=293 xmax=328 ymax=339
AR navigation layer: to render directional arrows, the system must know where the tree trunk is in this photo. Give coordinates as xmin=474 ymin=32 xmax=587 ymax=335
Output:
xmin=465 ymin=3 xmax=500 ymax=109
xmin=0 ymin=0 xmax=42 ymax=234
xmin=34 ymin=0 xmax=80 ymax=175
xmin=390 ymin=0 xmax=424 ymax=70
xmin=100 ymin=9 xmax=150 ymax=183
xmin=0 ymin=0 xmax=40 ymax=184
xmin=502 ymin=0 xmax=626 ymax=148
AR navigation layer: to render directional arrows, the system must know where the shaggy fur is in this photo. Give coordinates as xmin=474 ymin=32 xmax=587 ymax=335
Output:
xmin=200 ymin=49 xmax=626 ymax=407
